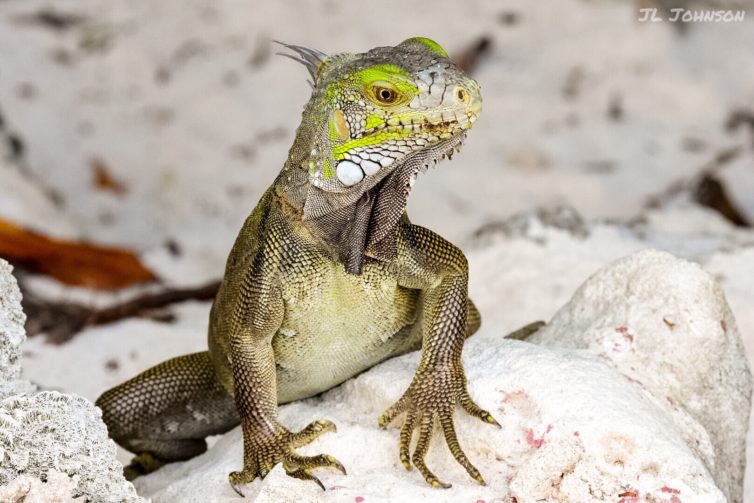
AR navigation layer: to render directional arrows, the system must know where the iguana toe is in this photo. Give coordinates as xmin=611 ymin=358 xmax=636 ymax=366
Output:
xmin=460 ymin=390 xmax=501 ymax=428
xmin=228 ymin=470 xmax=253 ymax=497
xmin=290 ymin=418 xmax=337 ymax=447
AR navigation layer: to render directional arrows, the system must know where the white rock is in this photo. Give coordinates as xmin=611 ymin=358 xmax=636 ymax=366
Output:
xmin=0 ymin=265 xmax=34 ymax=399
xmin=0 ymin=260 xmax=144 ymax=503
xmin=531 ymin=249 xmax=752 ymax=502
xmin=0 ymin=470 xmax=78 ymax=503
xmin=0 ymin=260 xmax=25 ymax=394
xmin=135 ymin=249 xmax=747 ymax=503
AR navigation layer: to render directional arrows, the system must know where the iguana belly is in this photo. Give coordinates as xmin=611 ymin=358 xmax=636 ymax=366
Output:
xmin=273 ymin=260 xmax=421 ymax=403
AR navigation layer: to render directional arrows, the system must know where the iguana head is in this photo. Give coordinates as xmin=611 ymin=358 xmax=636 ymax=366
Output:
xmin=282 ymin=37 xmax=481 ymax=204
xmin=279 ymin=38 xmax=482 ymax=271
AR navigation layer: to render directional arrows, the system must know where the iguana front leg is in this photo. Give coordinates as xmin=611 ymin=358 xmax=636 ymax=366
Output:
xmin=378 ymin=223 xmax=499 ymax=488
xmin=226 ymin=259 xmax=344 ymax=495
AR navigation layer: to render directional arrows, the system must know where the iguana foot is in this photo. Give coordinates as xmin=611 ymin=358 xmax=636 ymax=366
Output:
xmin=378 ymin=364 xmax=499 ymax=488
xmin=228 ymin=419 xmax=345 ymax=497
xmin=504 ymin=320 xmax=546 ymax=341
xmin=123 ymin=452 xmax=165 ymax=480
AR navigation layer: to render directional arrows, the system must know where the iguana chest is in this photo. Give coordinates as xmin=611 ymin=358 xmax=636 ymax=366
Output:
xmin=273 ymin=258 xmax=421 ymax=402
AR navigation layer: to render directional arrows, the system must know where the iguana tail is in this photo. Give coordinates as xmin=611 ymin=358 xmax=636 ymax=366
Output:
xmin=96 ymin=351 xmax=239 ymax=479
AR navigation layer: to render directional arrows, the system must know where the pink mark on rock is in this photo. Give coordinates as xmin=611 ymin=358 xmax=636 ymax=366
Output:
xmin=502 ymin=389 xmax=528 ymax=402
xmin=666 ymin=396 xmax=675 ymax=406
xmin=573 ymin=431 xmax=580 ymax=436
xmin=616 ymin=326 xmax=634 ymax=342
xmin=355 ymin=497 xmax=365 ymax=503
xmin=526 ymin=425 xmax=552 ymax=449
xmin=670 ymin=496 xmax=682 ymax=503
xmin=526 ymin=429 xmax=543 ymax=448
xmin=661 ymin=486 xmax=681 ymax=494
xmin=476 ymin=500 xmax=486 ymax=503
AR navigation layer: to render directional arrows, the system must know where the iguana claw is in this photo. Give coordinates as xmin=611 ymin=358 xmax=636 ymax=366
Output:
xmin=227 ymin=418 xmax=345 ymax=496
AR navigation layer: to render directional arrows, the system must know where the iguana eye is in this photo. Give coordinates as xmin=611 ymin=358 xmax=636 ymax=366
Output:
xmin=373 ymin=86 xmax=398 ymax=104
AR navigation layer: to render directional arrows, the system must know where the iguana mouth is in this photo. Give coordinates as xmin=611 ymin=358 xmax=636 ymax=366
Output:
xmin=358 ymin=111 xmax=478 ymax=139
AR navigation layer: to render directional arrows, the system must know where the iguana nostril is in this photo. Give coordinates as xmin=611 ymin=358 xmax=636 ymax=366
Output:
xmin=456 ymin=87 xmax=469 ymax=103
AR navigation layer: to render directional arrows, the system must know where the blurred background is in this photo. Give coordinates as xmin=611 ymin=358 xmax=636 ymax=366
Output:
xmin=0 ymin=0 xmax=752 ymax=498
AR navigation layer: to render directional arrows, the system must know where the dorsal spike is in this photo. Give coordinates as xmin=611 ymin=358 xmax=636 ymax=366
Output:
xmin=274 ymin=41 xmax=328 ymax=85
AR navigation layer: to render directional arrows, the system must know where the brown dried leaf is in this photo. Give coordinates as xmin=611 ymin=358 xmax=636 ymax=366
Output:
xmin=91 ymin=158 xmax=127 ymax=195
xmin=0 ymin=217 xmax=156 ymax=290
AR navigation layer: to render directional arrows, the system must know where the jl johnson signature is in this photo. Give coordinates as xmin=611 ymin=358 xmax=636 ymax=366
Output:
xmin=638 ymin=8 xmax=746 ymax=23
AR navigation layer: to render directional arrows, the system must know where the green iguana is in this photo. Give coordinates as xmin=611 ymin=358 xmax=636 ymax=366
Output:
xmin=96 ymin=37 xmax=495 ymax=495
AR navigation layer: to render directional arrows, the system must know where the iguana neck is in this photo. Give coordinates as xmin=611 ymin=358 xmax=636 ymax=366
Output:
xmin=274 ymin=105 xmax=408 ymax=275
xmin=275 ymin=168 xmax=406 ymax=277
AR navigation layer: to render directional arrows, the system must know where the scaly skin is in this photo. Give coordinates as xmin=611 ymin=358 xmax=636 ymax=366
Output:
xmin=96 ymin=37 xmax=494 ymax=494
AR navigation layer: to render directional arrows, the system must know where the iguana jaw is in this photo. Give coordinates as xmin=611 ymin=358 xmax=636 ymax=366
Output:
xmin=406 ymin=132 xmax=468 ymax=192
